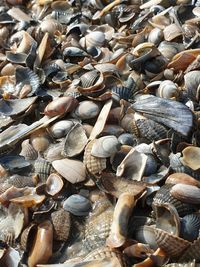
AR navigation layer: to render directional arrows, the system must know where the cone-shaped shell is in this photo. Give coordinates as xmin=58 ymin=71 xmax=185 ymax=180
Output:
xmin=91 ymin=135 xmax=120 ymax=158
xmin=62 ymin=123 xmax=88 ymax=157
xmin=154 ymin=228 xmax=190 ymax=258
xmin=181 ymin=146 xmax=200 ymax=170
xmin=52 ymin=158 xmax=86 ymax=184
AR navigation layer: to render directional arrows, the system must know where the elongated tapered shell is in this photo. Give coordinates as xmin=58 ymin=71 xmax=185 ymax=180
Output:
xmin=52 ymin=158 xmax=86 ymax=184
xmin=154 ymin=228 xmax=190 ymax=258
xmin=179 ymin=238 xmax=200 ymax=263
xmin=62 ymin=123 xmax=88 ymax=157
xmin=51 ymin=208 xmax=71 ymax=241
xmin=170 ymin=184 xmax=200 ymax=204
xmin=83 ymin=140 xmax=107 ymax=178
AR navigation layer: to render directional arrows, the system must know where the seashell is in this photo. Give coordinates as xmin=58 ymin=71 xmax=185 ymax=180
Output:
xmin=118 ymin=133 xmax=136 ymax=146
xmin=34 ymin=158 xmax=52 ymax=183
xmin=148 ymin=27 xmax=164 ymax=45
xmin=62 ymin=123 xmax=88 ymax=157
xmin=165 ymin=173 xmax=200 ymax=187
xmin=83 ymin=199 xmax=114 ymax=252
xmin=82 ymin=31 xmax=105 ymax=48
xmin=20 ymin=223 xmax=37 ymax=251
xmin=184 ymin=70 xmax=200 ymax=102
xmin=179 ymin=237 xmax=200 ymax=263
xmin=153 ymin=202 xmax=180 ymax=236
xmin=39 ymin=19 xmax=63 ymax=36
xmin=49 ymin=120 xmax=74 ymax=139
xmin=30 ymin=129 xmax=51 ymax=153
xmin=158 ymin=41 xmax=184 ymax=61
xmin=0 ymin=155 xmax=31 ymax=174
xmin=45 ymin=173 xmax=64 ymax=196
xmin=163 ymin=24 xmax=182 ymax=41
xmin=153 ymin=184 xmax=197 ymax=216
xmin=45 ymin=142 xmax=64 ymax=162
xmin=170 ymin=184 xmax=200 ymax=204
xmin=52 ymin=158 xmax=86 ymax=184
xmin=123 ymin=243 xmax=154 ymax=259
xmin=133 ymin=225 xmax=158 ymax=250
xmin=180 ymin=214 xmax=200 ymax=242
xmin=165 ymin=262 xmax=196 ymax=267
xmin=74 ymin=101 xmax=101 ymax=120
xmin=63 ymin=194 xmax=92 ymax=216
xmin=154 ymin=228 xmax=190 ymax=258
xmin=10 ymin=194 xmax=46 ymax=208
xmin=143 ymin=153 xmax=158 ymax=176
xmin=100 ymin=125 xmax=124 ymax=137
xmin=51 ymin=208 xmax=71 ymax=241
xmin=116 ymin=148 xmax=147 ymax=181
xmin=63 ymin=47 xmax=88 ymax=57
xmin=156 ymin=80 xmax=179 ymax=99
xmin=91 ymin=135 xmax=120 ymax=158
xmin=28 ymin=221 xmax=53 ymax=267
xmin=80 ymin=70 xmax=100 ymax=88
xmin=107 ymin=192 xmax=135 ymax=248
xmin=83 ymin=140 xmax=107 ymax=178
xmin=44 ymin=96 xmax=79 ymax=117
xmin=7 ymin=174 xmax=35 ymax=188
xmin=131 ymin=95 xmax=194 ymax=137
xmin=181 ymin=146 xmax=200 ymax=170
xmin=19 ymin=139 xmax=38 ymax=160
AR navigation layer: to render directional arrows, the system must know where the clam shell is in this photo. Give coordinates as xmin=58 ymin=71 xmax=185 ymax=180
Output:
xmin=34 ymin=158 xmax=52 ymax=183
xmin=156 ymin=80 xmax=179 ymax=99
xmin=118 ymin=133 xmax=136 ymax=146
xmin=180 ymin=214 xmax=200 ymax=242
xmin=63 ymin=194 xmax=92 ymax=216
xmin=39 ymin=19 xmax=63 ymax=35
xmin=85 ymin=31 xmax=105 ymax=48
xmin=44 ymin=96 xmax=79 ymax=117
xmin=165 ymin=173 xmax=200 ymax=187
xmin=154 ymin=228 xmax=190 ymax=258
xmin=49 ymin=120 xmax=74 ymax=139
xmin=80 ymin=70 xmax=100 ymax=88
xmin=83 ymin=140 xmax=107 ymax=178
xmin=74 ymin=101 xmax=101 ymax=120
xmin=51 ymin=208 xmax=71 ymax=241
xmin=91 ymin=135 xmax=120 ymax=158
xmin=181 ymin=146 xmax=200 ymax=170
xmin=10 ymin=194 xmax=46 ymax=208
xmin=163 ymin=24 xmax=182 ymax=41
xmin=52 ymin=158 xmax=86 ymax=184
xmin=170 ymin=184 xmax=200 ymax=204
xmin=45 ymin=142 xmax=64 ymax=162
xmin=46 ymin=173 xmax=64 ymax=196
xmin=62 ymin=123 xmax=88 ymax=157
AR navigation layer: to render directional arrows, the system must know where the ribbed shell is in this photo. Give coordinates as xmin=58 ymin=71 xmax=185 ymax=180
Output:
xmin=153 ymin=184 xmax=197 ymax=216
xmin=112 ymin=85 xmax=134 ymax=101
xmin=83 ymin=246 xmax=128 ymax=267
xmin=19 ymin=139 xmax=38 ymax=161
xmin=51 ymin=208 xmax=71 ymax=241
xmin=133 ymin=225 xmax=158 ymax=250
xmin=34 ymin=158 xmax=52 ymax=183
xmin=179 ymin=238 xmax=200 ymax=263
xmin=180 ymin=214 xmax=200 ymax=242
xmin=80 ymin=70 xmax=100 ymax=88
xmin=83 ymin=201 xmax=113 ymax=252
xmin=7 ymin=175 xmax=35 ymax=188
xmin=136 ymin=118 xmax=168 ymax=142
xmin=165 ymin=261 xmax=196 ymax=267
xmin=154 ymin=228 xmax=190 ymax=258
xmin=83 ymin=140 xmax=107 ymax=178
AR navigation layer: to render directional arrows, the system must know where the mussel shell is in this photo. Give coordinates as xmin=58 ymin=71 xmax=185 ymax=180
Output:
xmin=0 ymin=155 xmax=31 ymax=174
xmin=63 ymin=194 xmax=92 ymax=216
xmin=51 ymin=208 xmax=71 ymax=241
xmin=180 ymin=214 xmax=200 ymax=242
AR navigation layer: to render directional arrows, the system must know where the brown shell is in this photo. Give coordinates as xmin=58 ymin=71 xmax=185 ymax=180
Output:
xmin=179 ymin=238 xmax=200 ymax=263
xmin=51 ymin=208 xmax=71 ymax=241
xmin=154 ymin=228 xmax=190 ymax=258
xmin=83 ymin=140 xmax=107 ymax=178
xmin=165 ymin=173 xmax=200 ymax=187
xmin=20 ymin=223 xmax=37 ymax=251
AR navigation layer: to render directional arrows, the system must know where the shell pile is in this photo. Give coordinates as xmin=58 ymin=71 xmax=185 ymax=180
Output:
xmin=0 ymin=0 xmax=200 ymax=266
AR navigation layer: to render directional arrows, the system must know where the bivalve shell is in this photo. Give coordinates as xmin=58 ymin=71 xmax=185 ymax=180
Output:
xmin=63 ymin=194 xmax=92 ymax=216
xmin=49 ymin=120 xmax=74 ymax=139
xmin=45 ymin=173 xmax=64 ymax=196
xmin=52 ymin=158 xmax=86 ymax=184
xmin=170 ymin=184 xmax=200 ymax=204
xmin=74 ymin=101 xmax=101 ymax=120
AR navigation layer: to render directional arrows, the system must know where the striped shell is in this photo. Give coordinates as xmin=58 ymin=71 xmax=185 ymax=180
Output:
xmin=19 ymin=139 xmax=38 ymax=161
xmin=154 ymin=228 xmax=190 ymax=258
xmin=83 ymin=140 xmax=107 ymax=178
xmin=80 ymin=70 xmax=100 ymax=88
xmin=34 ymin=158 xmax=52 ymax=183
xmin=7 ymin=175 xmax=35 ymax=188
xmin=179 ymin=238 xmax=200 ymax=263
xmin=51 ymin=208 xmax=71 ymax=241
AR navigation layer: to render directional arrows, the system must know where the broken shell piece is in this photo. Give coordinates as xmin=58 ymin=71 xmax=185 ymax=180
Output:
xmin=170 ymin=184 xmax=200 ymax=204
xmin=46 ymin=173 xmax=64 ymax=196
xmin=62 ymin=123 xmax=88 ymax=157
xmin=123 ymin=243 xmax=154 ymax=259
xmin=10 ymin=194 xmax=46 ymax=208
xmin=91 ymin=135 xmax=120 ymax=158
xmin=28 ymin=221 xmax=53 ymax=267
xmin=106 ymin=193 xmax=135 ymax=248
xmin=116 ymin=148 xmax=147 ymax=181
xmin=181 ymin=146 xmax=200 ymax=170
xmin=52 ymin=158 xmax=86 ymax=184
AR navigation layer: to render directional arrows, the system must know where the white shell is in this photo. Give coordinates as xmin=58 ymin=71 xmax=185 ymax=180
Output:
xmin=49 ymin=120 xmax=74 ymax=139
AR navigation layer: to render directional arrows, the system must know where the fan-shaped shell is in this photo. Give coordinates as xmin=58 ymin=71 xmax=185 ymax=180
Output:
xmin=52 ymin=158 xmax=86 ymax=184
xmin=62 ymin=123 xmax=88 ymax=157
xmin=179 ymin=238 xmax=200 ymax=263
xmin=180 ymin=214 xmax=200 ymax=242
xmin=34 ymin=158 xmax=52 ymax=183
xmin=51 ymin=208 xmax=71 ymax=241
xmin=133 ymin=225 xmax=158 ymax=250
xmin=19 ymin=139 xmax=38 ymax=161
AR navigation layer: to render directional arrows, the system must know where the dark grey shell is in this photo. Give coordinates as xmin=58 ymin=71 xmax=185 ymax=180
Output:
xmin=112 ymin=85 xmax=134 ymax=101
xmin=180 ymin=214 xmax=200 ymax=242
xmin=153 ymin=184 xmax=197 ymax=217
xmin=63 ymin=194 xmax=92 ymax=216
xmin=133 ymin=225 xmax=158 ymax=250
xmin=118 ymin=133 xmax=137 ymax=146
xmin=131 ymin=95 xmax=193 ymax=136
xmin=80 ymin=70 xmax=100 ymax=88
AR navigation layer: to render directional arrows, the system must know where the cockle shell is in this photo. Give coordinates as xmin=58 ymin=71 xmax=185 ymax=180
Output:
xmin=62 ymin=123 xmax=88 ymax=157
xmin=51 ymin=208 xmax=71 ymax=241
xmin=28 ymin=221 xmax=53 ymax=267
xmin=20 ymin=223 xmax=37 ymax=251
xmin=179 ymin=238 xmax=200 ymax=263
xmin=19 ymin=139 xmax=38 ymax=160
xmin=44 ymin=96 xmax=79 ymax=117
xmin=30 ymin=129 xmax=51 ymax=153
xmin=91 ymin=135 xmax=120 ymax=158
xmin=52 ymin=158 xmax=86 ymax=184
xmin=180 ymin=214 xmax=200 ymax=242
xmin=34 ymin=158 xmax=52 ymax=183
xmin=133 ymin=225 xmax=158 ymax=250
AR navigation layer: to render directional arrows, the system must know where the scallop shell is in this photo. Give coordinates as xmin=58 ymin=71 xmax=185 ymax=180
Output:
xmin=19 ymin=139 xmax=38 ymax=160
xmin=46 ymin=173 xmax=64 ymax=196
xmin=63 ymin=194 xmax=92 ymax=216
xmin=51 ymin=208 xmax=71 ymax=241
xmin=34 ymin=158 xmax=52 ymax=183
xmin=83 ymin=140 xmax=107 ymax=178
xmin=154 ymin=228 xmax=190 ymax=258
xmin=91 ymin=135 xmax=120 ymax=158
xmin=170 ymin=184 xmax=200 ymax=204
xmin=52 ymin=158 xmax=86 ymax=184
xmin=62 ymin=123 xmax=88 ymax=157
xmin=180 ymin=214 xmax=200 ymax=242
